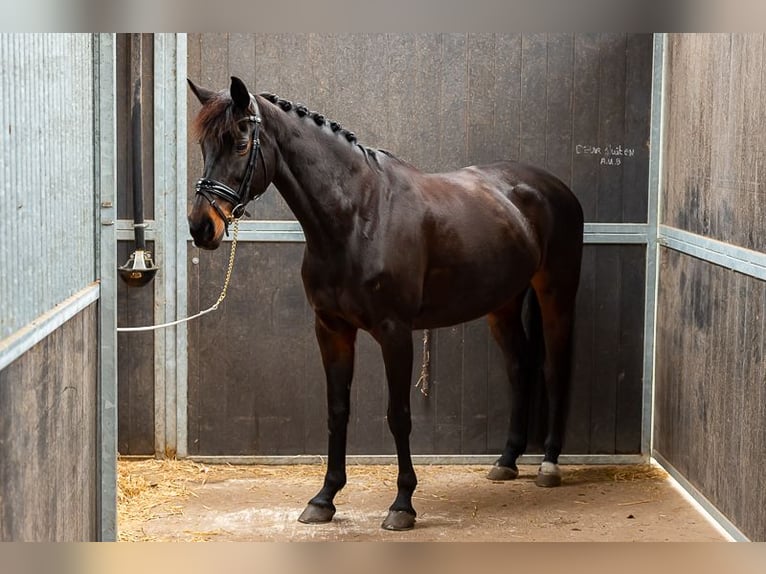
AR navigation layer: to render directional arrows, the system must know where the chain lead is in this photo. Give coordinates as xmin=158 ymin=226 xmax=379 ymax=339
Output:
xmin=117 ymin=219 xmax=241 ymax=332
xmin=212 ymin=218 xmax=239 ymax=310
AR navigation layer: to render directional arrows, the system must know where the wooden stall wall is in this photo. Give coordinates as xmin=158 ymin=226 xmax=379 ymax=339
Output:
xmin=179 ymin=33 xmax=654 ymax=458
xmin=655 ymin=33 xmax=766 ymax=541
xmin=661 ymin=34 xmax=765 ymax=253
xmin=0 ymin=305 xmax=98 ymax=541
xmin=0 ymin=33 xmax=104 ymax=541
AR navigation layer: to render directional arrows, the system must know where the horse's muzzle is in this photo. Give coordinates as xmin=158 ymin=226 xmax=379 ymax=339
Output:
xmin=188 ymin=216 xmax=222 ymax=250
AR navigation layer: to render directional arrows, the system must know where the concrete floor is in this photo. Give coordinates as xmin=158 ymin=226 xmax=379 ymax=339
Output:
xmin=118 ymin=462 xmax=726 ymax=542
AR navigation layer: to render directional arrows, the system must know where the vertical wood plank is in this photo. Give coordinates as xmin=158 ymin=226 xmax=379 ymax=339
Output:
xmin=596 ymin=33 xmax=626 ymax=222
xmin=461 ymin=318 xmax=489 ymax=455
xmin=433 ymin=326 xmax=464 ymax=454
xmin=566 ymin=246 xmax=596 ymax=453
xmin=614 ymin=246 xmax=645 ymax=453
xmin=571 ymin=33 xmax=600 ymax=222
xmin=466 ymin=33 xmax=495 ymax=166
xmin=438 ymin=33 xmax=468 ymax=171
xmin=590 ymin=244 xmax=621 ymax=453
xmin=492 ymin=34 xmax=522 ymax=163
xmin=545 ymin=33 xmax=574 ymax=184
xmin=228 ymin=33 xmax=256 ymax=91
xmin=622 ymin=33 xmax=652 ymax=222
xmin=519 ymin=33 xmax=547 ymax=165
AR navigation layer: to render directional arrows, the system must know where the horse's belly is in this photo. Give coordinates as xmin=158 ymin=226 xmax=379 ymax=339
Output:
xmin=414 ymin=265 xmax=531 ymax=329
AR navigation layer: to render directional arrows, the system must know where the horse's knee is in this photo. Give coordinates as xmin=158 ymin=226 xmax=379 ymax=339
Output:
xmin=386 ymin=407 xmax=412 ymax=435
xmin=327 ymin=404 xmax=350 ymax=427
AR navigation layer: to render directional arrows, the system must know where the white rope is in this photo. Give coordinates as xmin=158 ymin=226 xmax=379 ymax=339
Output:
xmin=116 ymin=220 xmax=240 ymax=333
xmin=415 ymin=328 xmax=431 ymax=396
xmin=115 ymin=305 xmax=218 ymax=332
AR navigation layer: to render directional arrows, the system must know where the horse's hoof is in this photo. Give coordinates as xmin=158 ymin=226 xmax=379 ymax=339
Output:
xmin=297 ymin=503 xmax=335 ymax=524
xmin=487 ymin=464 xmax=519 ymax=481
xmin=381 ymin=510 xmax=416 ymax=531
xmin=535 ymin=461 xmax=562 ymax=487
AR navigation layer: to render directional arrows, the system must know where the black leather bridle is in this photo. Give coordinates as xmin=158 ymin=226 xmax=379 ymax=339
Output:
xmin=195 ymin=97 xmax=264 ymax=236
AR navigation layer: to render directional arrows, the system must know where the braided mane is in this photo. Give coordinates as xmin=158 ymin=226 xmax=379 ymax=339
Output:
xmin=260 ymin=92 xmax=400 ymax=168
xmin=193 ymin=89 xmax=402 ymax=169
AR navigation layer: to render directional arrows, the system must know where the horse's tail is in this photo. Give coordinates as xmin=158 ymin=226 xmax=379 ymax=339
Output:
xmin=522 ymin=286 xmax=545 ymax=370
xmin=522 ymin=286 xmax=549 ymax=446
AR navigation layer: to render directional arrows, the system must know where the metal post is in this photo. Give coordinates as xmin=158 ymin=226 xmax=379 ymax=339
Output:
xmin=641 ymin=33 xmax=667 ymax=457
xmin=153 ymin=33 xmax=189 ymax=458
xmin=95 ymin=32 xmax=118 ymax=542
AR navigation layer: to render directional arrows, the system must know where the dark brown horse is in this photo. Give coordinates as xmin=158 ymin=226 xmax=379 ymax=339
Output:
xmin=187 ymin=76 xmax=583 ymax=531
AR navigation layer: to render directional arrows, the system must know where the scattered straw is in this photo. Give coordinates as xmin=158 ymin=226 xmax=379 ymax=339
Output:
xmin=117 ymin=460 xmax=668 ymax=541
xmin=564 ymin=465 xmax=667 ymax=483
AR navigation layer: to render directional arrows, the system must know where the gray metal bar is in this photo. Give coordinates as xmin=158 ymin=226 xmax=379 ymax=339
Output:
xmin=215 ymin=220 xmax=305 ymax=243
xmin=641 ymin=33 xmax=666 ymax=457
xmin=152 ymin=33 xmax=168 ymax=459
xmin=659 ymin=225 xmax=766 ymax=281
xmin=0 ymin=283 xmax=99 ymax=372
xmin=585 ymin=233 xmax=647 ymax=245
xmin=116 ymin=219 xmax=156 ymax=241
xmin=174 ymin=34 xmax=189 ymax=459
xmin=210 ymin=220 xmax=650 ymax=244
xmin=189 ymin=453 xmax=647 ymax=466
xmin=653 ymin=452 xmax=748 ymax=541
xmin=585 ymin=223 xmax=648 ymax=235
xmin=152 ymin=33 xmax=189 ymax=459
xmin=95 ymin=32 xmax=118 ymax=542
xmin=584 ymin=222 xmax=648 ymax=245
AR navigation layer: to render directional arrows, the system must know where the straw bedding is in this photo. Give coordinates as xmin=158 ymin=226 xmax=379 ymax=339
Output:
xmin=117 ymin=458 xmax=667 ymax=541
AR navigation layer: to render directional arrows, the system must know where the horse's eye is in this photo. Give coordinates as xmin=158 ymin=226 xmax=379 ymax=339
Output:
xmin=236 ymin=141 xmax=249 ymax=154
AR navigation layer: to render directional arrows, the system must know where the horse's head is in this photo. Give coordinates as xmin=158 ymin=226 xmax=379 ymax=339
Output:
xmin=188 ymin=76 xmax=272 ymax=249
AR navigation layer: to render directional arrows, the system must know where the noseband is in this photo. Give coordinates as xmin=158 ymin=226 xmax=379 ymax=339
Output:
xmin=195 ymin=97 xmax=264 ymax=236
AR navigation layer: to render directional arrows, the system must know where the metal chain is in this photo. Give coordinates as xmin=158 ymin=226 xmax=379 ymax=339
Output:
xmin=116 ymin=219 xmax=240 ymax=332
xmin=211 ymin=218 xmax=239 ymax=310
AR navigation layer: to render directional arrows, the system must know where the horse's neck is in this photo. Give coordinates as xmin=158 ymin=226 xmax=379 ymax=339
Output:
xmin=265 ymin=104 xmax=369 ymax=254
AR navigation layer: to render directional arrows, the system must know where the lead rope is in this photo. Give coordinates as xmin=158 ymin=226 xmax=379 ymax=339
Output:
xmin=415 ymin=328 xmax=431 ymax=396
xmin=116 ymin=219 xmax=240 ymax=333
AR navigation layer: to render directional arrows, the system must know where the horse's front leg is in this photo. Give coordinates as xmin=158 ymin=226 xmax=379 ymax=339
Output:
xmin=374 ymin=319 xmax=417 ymax=531
xmin=298 ymin=314 xmax=357 ymax=524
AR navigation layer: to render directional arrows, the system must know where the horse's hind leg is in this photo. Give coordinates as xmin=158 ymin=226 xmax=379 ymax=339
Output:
xmin=531 ymin=270 xmax=578 ymax=487
xmin=486 ymin=290 xmax=539 ymax=481
xmin=298 ymin=313 xmax=357 ymax=524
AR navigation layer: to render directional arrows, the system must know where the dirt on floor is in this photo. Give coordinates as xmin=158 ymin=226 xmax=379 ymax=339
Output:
xmin=117 ymin=459 xmax=725 ymax=542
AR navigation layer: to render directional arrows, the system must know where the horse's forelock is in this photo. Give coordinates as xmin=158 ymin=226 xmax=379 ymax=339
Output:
xmin=192 ymin=93 xmax=237 ymax=143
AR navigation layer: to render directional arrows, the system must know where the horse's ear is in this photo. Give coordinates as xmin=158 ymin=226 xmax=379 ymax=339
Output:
xmin=230 ymin=76 xmax=251 ymax=110
xmin=188 ymin=78 xmax=215 ymax=105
